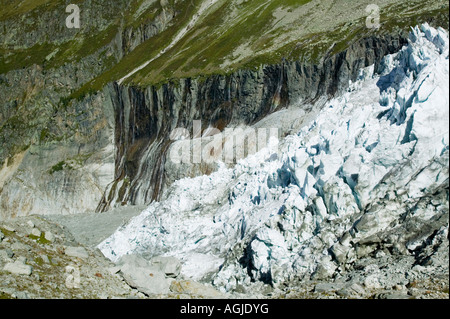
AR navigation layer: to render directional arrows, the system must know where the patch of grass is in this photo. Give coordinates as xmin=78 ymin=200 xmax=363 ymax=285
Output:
xmin=124 ymin=0 xmax=163 ymax=29
xmin=29 ymin=232 xmax=51 ymax=245
xmin=0 ymin=0 xmax=56 ymax=20
xmin=0 ymin=42 xmax=56 ymax=75
xmin=49 ymin=23 xmax=119 ymax=69
xmin=39 ymin=128 xmax=49 ymax=143
xmin=49 ymin=161 xmax=68 ymax=175
xmin=0 ymin=226 xmax=15 ymax=238
xmin=48 ymin=153 xmax=93 ymax=175
xmin=0 ymin=22 xmax=119 ymax=75
xmin=0 ymin=291 xmax=14 ymax=299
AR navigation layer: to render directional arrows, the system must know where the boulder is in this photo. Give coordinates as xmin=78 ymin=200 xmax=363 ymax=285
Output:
xmin=44 ymin=232 xmax=55 ymax=242
xmin=116 ymin=254 xmax=170 ymax=295
xmin=337 ymin=282 xmax=367 ymax=297
xmin=170 ymin=280 xmax=224 ymax=298
xmin=65 ymin=246 xmax=89 ymax=259
xmin=3 ymin=260 xmax=33 ymax=276
xmin=364 ymin=274 xmax=383 ymax=289
xmin=116 ymin=254 xmax=150 ymax=268
xmin=30 ymin=228 xmax=41 ymax=237
xmin=11 ymin=242 xmax=31 ymax=252
xmin=40 ymin=254 xmax=51 ymax=264
xmin=314 ymin=282 xmax=344 ymax=293
xmin=150 ymin=256 xmax=182 ymax=278
xmin=0 ymin=249 xmax=14 ymax=262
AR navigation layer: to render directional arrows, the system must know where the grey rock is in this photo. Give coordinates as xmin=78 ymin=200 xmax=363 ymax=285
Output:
xmin=3 ymin=261 xmax=33 ymax=276
xmin=116 ymin=254 xmax=170 ymax=295
xmin=0 ymin=249 xmax=14 ymax=262
xmin=0 ymin=230 xmax=4 ymax=242
xmin=119 ymin=263 xmax=169 ymax=296
xmin=376 ymin=292 xmax=413 ymax=299
xmin=5 ymin=248 xmax=14 ymax=258
xmin=30 ymin=228 xmax=41 ymax=237
xmin=108 ymin=266 xmax=121 ymax=275
xmin=364 ymin=264 xmax=380 ymax=274
xmin=64 ymin=246 xmax=89 ymax=259
xmin=40 ymin=254 xmax=51 ymax=264
xmin=44 ymin=231 xmax=55 ymax=242
xmin=364 ymin=274 xmax=383 ymax=289
xmin=314 ymin=283 xmax=344 ymax=293
xmin=116 ymin=254 xmax=151 ymax=269
xmin=338 ymin=282 xmax=367 ymax=297
xmin=2 ymin=225 xmax=15 ymax=232
xmin=394 ymin=284 xmax=406 ymax=291
xmin=11 ymin=242 xmax=31 ymax=252
xmin=150 ymin=256 xmax=182 ymax=278
xmin=347 ymin=283 xmax=366 ymax=295
xmin=336 ymin=289 xmax=352 ymax=298
xmin=170 ymin=280 xmax=224 ymax=298
xmin=12 ymin=291 xmax=30 ymax=299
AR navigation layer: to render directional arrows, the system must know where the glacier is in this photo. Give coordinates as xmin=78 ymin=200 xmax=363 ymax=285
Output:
xmin=98 ymin=24 xmax=449 ymax=292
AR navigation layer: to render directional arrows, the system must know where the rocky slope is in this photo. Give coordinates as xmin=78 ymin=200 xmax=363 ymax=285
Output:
xmin=99 ymin=24 xmax=449 ymax=297
xmin=1 ymin=214 xmax=230 ymax=299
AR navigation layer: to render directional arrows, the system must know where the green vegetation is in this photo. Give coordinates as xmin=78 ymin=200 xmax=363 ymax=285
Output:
xmin=49 ymin=161 xmax=67 ymax=174
xmin=0 ymin=42 xmax=54 ymax=74
xmin=128 ymin=0 xmax=314 ymax=85
xmin=0 ymin=291 xmax=13 ymax=299
xmin=70 ymin=0 xmax=206 ymax=97
xmin=29 ymin=232 xmax=51 ymax=245
xmin=129 ymin=0 xmax=449 ymax=86
xmin=48 ymin=153 xmax=93 ymax=175
xmin=75 ymin=0 xmax=448 ymax=91
xmin=0 ymin=0 xmax=57 ymax=20
xmin=0 ymin=226 xmax=14 ymax=238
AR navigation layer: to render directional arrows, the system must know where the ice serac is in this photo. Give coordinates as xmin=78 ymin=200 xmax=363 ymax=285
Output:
xmin=98 ymin=24 xmax=449 ymax=292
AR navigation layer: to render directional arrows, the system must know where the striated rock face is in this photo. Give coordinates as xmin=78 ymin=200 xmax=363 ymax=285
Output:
xmin=98 ymin=24 xmax=449 ymax=294
xmin=98 ymin=32 xmax=409 ymax=211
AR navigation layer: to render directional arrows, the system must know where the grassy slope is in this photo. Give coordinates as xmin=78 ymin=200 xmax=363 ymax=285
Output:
xmin=0 ymin=0 xmax=57 ymax=20
xmin=129 ymin=0 xmax=449 ymax=85
xmin=0 ymin=0 xmax=449 ymax=96
xmin=74 ymin=0 xmax=449 ymax=95
xmin=0 ymin=0 xmax=170 ymax=74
